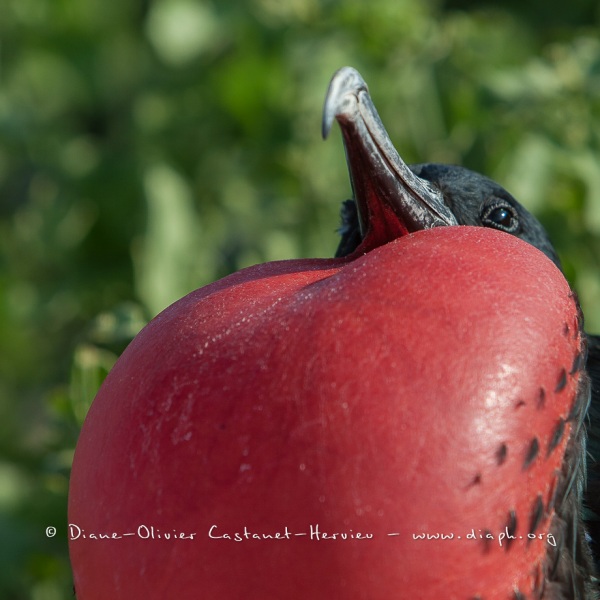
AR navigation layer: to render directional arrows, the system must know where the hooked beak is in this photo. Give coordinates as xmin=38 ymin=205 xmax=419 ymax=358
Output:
xmin=323 ymin=67 xmax=458 ymax=253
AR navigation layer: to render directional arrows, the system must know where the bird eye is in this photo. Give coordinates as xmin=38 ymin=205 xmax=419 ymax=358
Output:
xmin=481 ymin=203 xmax=519 ymax=233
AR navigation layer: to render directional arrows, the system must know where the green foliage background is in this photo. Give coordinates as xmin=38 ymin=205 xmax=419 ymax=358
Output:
xmin=1 ymin=0 xmax=599 ymax=597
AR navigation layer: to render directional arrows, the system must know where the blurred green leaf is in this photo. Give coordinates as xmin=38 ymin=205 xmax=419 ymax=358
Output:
xmin=145 ymin=0 xmax=224 ymax=66
xmin=135 ymin=163 xmax=206 ymax=315
xmin=69 ymin=344 xmax=117 ymax=426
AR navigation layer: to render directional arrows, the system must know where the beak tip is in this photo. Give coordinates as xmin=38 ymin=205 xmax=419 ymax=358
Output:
xmin=322 ymin=66 xmax=367 ymax=141
xmin=322 ymin=108 xmax=334 ymax=140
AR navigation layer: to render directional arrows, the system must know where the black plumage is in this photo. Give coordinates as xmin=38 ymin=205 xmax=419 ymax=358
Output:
xmin=586 ymin=336 xmax=600 ymax=576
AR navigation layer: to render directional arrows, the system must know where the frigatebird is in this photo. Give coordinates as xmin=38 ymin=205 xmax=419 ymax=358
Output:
xmin=323 ymin=66 xmax=600 ymax=600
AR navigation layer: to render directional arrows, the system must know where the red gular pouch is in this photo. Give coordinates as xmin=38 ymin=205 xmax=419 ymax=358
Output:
xmin=68 ymin=226 xmax=587 ymax=600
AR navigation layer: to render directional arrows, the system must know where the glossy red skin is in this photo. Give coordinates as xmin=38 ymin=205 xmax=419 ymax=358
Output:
xmin=69 ymin=226 xmax=584 ymax=600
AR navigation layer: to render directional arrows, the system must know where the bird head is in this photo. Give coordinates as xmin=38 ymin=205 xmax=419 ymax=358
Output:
xmin=325 ymin=67 xmax=559 ymax=267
